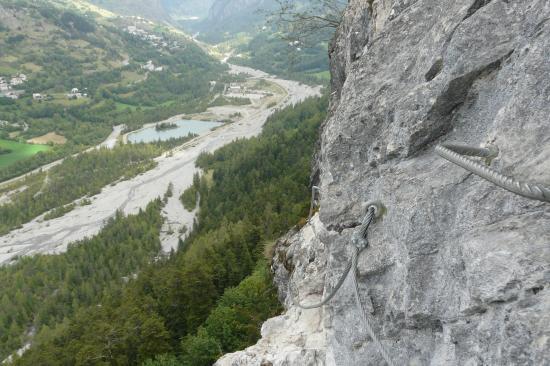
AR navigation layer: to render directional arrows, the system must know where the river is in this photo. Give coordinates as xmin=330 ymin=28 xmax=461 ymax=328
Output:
xmin=0 ymin=65 xmax=321 ymax=264
xmin=128 ymin=120 xmax=223 ymax=144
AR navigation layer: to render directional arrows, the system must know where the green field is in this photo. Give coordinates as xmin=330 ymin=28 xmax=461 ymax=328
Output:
xmin=0 ymin=139 xmax=50 ymax=169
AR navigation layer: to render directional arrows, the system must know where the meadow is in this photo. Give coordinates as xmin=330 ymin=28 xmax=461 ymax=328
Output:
xmin=0 ymin=139 xmax=50 ymax=169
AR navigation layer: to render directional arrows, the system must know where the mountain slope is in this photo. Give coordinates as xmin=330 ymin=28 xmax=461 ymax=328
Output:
xmin=164 ymin=0 xmax=215 ymax=20
xmin=207 ymin=0 xmax=275 ymax=21
xmin=196 ymin=0 xmax=278 ymax=42
xmin=0 ymin=0 xmax=224 ymax=181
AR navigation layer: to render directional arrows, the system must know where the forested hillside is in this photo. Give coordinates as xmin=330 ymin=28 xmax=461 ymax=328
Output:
xmin=0 ymin=0 xmax=225 ymax=181
xmin=229 ymin=31 xmax=330 ymax=84
xmin=4 ymin=96 xmax=327 ymax=365
xmin=197 ymin=0 xmax=277 ymax=42
xmin=201 ymin=0 xmax=332 ymax=84
xmin=0 ymin=200 xmax=164 ymax=361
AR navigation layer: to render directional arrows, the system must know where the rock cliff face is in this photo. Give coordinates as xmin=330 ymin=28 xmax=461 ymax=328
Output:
xmin=217 ymin=0 xmax=550 ymax=365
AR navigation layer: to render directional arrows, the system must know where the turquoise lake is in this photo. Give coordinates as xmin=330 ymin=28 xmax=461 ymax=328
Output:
xmin=128 ymin=120 xmax=223 ymax=144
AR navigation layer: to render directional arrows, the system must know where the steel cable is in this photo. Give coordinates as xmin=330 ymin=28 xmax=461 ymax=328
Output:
xmin=290 ymin=207 xmax=375 ymax=310
xmin=350 ymin=253 xmax=396 ymax=366
xmin=290 ymin=248 xmax=357 ymax=309
xmin=288 ymin=206 xmax=395 ymax=365
xmin=436 ymin=143 xmax=550 ymax=203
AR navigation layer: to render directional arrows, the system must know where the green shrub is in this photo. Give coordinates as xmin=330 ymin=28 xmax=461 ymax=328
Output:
xmin=6 ymin=34 xmax=25 ymax=44
xmin=180 ymin=186 xmax=198 ymax=211
xmin=43 ymin=203 xmax=75 ymax=220
xmin=180 ymin=328 xmax=222 ymax=366
xmin=142 ymin=354 xmax=183 ymax=366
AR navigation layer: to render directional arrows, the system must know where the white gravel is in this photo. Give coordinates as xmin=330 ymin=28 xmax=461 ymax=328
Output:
xmin=0 ymin=67 xmax=321 ymax=265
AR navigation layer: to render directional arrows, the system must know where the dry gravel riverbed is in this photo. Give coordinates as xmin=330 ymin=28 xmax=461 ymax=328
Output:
xmin=0 ymin=65 xmax=321 ymax=264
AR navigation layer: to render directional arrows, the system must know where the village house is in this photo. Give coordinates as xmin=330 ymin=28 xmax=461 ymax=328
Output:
xmin=141 ymin=60 xmax=155 ymax=71
xmin=0 ymin=73 xmax=28 ymax=97
xmin=146 ymin=34 xmax=162 ymax=42
xmin=10 ymin=77 xmax=23 ymax=86
xmin=127 ymin=25 xmax=147 ymax=38
xmin=0 ymin=120 xmax=25 ymax=129
xmin=1 ymin=88 xmax=20 ymax=98
xmin=5 ymin=92 xmax=19 ymax=100
xmin=141 ymin=60 xmax=163 ymax=72
xmin=125 ymin=25 xmax=175 ymax=49
xmin=9 ymin=74 xmax=27 ymax=87
xmin=228 ymin=83 xmax=245 ymax=94
xmin=67 ymin=88 xmax=88 ymax=99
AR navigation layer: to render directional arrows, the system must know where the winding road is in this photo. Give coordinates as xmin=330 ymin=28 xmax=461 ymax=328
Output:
xmin=0 ymin=65 xmax=321 ymax=264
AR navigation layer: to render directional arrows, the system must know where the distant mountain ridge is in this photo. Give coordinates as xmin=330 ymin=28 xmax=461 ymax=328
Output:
xmin=196 ymin=0 xmax=278 ymax=42
xmin=207 ymin=0 xmax=275 ymax=21
xmin=87 ymin=0 xmax=215 ymax=22
xmin=88 ymin=0 xmax=168 ymax=20
xmin=163 ymin=0 xmax=215 ymax=20
xmin=86 ymin=0 xmax=279 ymax=42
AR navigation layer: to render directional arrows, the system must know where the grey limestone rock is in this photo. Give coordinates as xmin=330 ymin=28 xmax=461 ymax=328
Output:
xmin=218 ymin=0 xmax=550 ymax=364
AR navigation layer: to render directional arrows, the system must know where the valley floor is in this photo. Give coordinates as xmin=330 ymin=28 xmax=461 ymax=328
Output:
xmin=0 ymin=64 xmax=321 ymax=265
xmin=0 ymin=125 xmax=126 ymax=190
